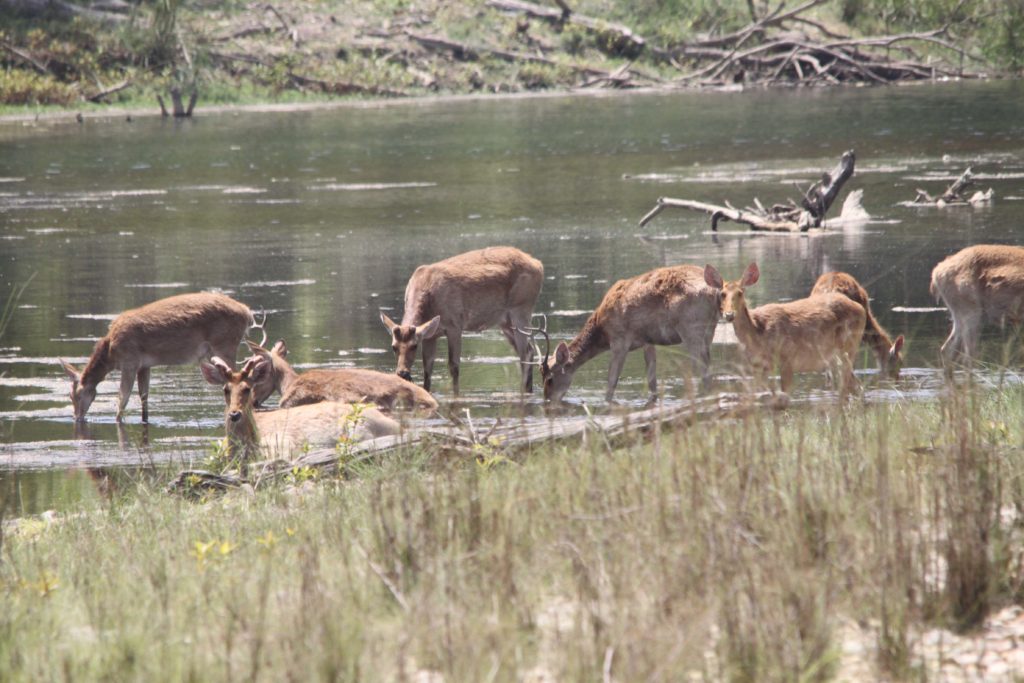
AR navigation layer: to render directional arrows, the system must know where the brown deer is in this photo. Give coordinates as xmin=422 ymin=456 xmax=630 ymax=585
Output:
xmin=811 ymin=272 xmax=904 ymax=379
xmin=200 ymin=356 xmax=400 ymax=461
xmin=380 ymin=246 xmax=544 ymax=396
xmin=535 ymin=264 xmax=720 ymax=402
xmin=930 ymin=244 xmax=1024 ymax=365
xmin=244 ymin=340 xmax=438 ymax=413
xmin=705 ymin=263 xmax=866 ymax=395
xmin=60 ymin=292 xmax=262 ymax=422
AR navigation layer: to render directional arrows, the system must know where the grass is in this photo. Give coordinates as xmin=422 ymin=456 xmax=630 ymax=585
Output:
xmin=3 ymin=381 xmax=1024 ymax=681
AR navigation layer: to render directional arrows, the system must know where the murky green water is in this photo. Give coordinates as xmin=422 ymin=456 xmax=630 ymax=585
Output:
xmin=3 ymin=81 xmax=1024 ymax=514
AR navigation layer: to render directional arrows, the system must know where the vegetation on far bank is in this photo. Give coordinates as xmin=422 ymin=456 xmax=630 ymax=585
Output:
xmin=0 ymin=0 xmax=1022 ymax=116
xmin=4 ymin=383 xmax=1024 ymax=681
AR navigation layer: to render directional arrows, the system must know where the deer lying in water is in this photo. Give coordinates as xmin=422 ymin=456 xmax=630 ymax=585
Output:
xmin=201 ymin=356 xmax=400 ymax=461
xmin=534 ymin=264 xmax=720 ymax=402
xmin=60 ymin=292 xmax=261 ymax=422
xmin=811 ymin=272 xmax=904 ymax=379
xmin=380 ymin=246 xmax=543 ymax=396
xmin=930 ymin=244 xmax=1024 ymax=366
xmin=244 ymin=340 xmax=438 ymax=413
xmin=706 ymin=263 xmax=866 ymax=395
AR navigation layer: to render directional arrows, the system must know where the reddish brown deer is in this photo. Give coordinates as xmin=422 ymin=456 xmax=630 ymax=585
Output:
xmin=535 ymin=264 xmax=720 ymax=402
xmin=380 ymin=246 xmax=544 ymax=396
xmin=811 ymin=272 xmax=904 ymax=379
xmin=706 ymin=263 xmax=866 ymax=395
xmin=60 ymin=292 xmax=261 ymax=422
xmin=244 ymin=340 xmax=438 ymax=413
xmin=930 ymin=244 xmax=1024 ymax=365
xmin=201 ymin=356 xmax=400 ymax=461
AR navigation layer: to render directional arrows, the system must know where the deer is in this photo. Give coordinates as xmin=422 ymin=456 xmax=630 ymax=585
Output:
xmin=705 ymin=263 xmax=866 ymax=396
xmin=930 ymin=244 xmax=1024 ymax=366
xmin=243 ymin=340 xmax=438 ymax=413
xmin=811 ymin=272 xmax=904 ymax=379
xmin=379 ymin=246 xmax=544 ymax=396
xmin=60 ymin=292 xmax=263 ymax=423
xmin=532 ymin=264 xmax=721 ymax=403
xmin=200 ymin=356 xmax=401 ymax=461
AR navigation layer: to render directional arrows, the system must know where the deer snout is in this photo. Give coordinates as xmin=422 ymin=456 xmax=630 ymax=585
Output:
xmin=724 ymin=311 xmax=735 ymax=322
xmin=229 ymin=410 xmax=243 ymax=423
xmin=397 ymin=370 xmax=412 ymax=382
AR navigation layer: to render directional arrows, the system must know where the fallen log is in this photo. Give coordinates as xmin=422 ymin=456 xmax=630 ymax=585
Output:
xmin=167 ymin=391 xmax=782 ymax=495
xmin=912 ymin=166 xmax=994 ymax=207
xmin=639 ymin=150 xmax=856 ymax=232
xmin=485 ymin=0 xmax=646 ymax=58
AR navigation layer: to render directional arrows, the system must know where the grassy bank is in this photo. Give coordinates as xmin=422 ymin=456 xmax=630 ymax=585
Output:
xmin=0 ymin=0 xmax=1021 ymax=115
xmin=3 ymin=383 xmax=1024 ymax=681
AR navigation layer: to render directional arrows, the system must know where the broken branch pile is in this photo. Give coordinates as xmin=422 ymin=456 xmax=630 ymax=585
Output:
xmin=912 ymin=166 xmax=994 ymax=207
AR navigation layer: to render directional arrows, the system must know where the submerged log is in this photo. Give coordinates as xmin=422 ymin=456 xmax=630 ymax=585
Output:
xmin=639 ymin=150 xmax=856 ymax=233
xmin=912 ymin=166 xmax=994 ymax=207
xmin=157 ymin=87 xmax=197 ymax=118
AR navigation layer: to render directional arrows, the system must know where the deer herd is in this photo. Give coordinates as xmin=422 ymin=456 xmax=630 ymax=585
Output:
xmin=59 ymin=243 xmax=1024 ymax=461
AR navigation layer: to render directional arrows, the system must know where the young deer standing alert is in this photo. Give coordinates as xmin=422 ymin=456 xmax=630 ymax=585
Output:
xmin=60 ymin=292 xmax=261 ymax=422
xmin=930 ymin=244 xmax=1024 ymax=366
xmin=244 ymin=340 xmax=438 ymax=413
xmin=380 ymin=246 xmax=544 ymax=396
xmin=706 ymin=263 xmax=866 ymax=395
xmin=811 ymin=272 xmax=904 ymax=379
xmin=535 ymin=264 xmax=721 ymax=402
xmin=201 ymin=356 xmax=400 ymax=461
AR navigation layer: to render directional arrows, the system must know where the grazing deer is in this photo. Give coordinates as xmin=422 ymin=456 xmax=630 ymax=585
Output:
xmin=244 ymin=340 xmax=438 ymax=413
xmin=811 ymin=272 xmax=904 ymax=379
xmin=60 ymin=292 xmax=262 ymax=422
xmin=930 ymin=244 xmax=1024 ymax=365
xmin=380 ymin=246 xmax=544 ymax=396
xmin=534 ymin=264 xmax=720 ymax=402
xmin=706 ymin=263 xmax=866 ymax=395
xmin=201 ymin=356 xmax=400 ymax=461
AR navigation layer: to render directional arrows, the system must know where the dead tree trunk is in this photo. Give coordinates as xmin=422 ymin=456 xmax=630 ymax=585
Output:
xmin=157 ymin=87 xmax=197 ymax=118
xmin=639 ymin=150 xmax=856 ymax=233
xmin=912 ymin=166 xmax=994 ymax=206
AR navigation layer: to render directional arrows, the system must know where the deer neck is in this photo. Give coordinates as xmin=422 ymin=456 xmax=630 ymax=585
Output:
xmin=730 ymin=296 xmax=763 ymax=347
xmin=565 ymin=316 xmax=609 ymax=371
xmin=275 ymin=356 xmax=299 ymax=395
xmin=80 ymin=337 xmax=114 ymax=388
xmin=402 ymin=290 xmax=436 ymax=329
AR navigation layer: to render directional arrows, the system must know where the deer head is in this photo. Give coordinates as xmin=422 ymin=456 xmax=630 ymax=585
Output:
xmin=705 ymin=263 xmax=759 ymax=323
xmin=60 ymin=360 xmax=97 ymax=422
xmin=380 ymin=312 xmax=441 ymax=382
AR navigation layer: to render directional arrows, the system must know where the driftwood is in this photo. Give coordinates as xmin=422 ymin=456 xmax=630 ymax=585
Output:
xmin=912 ymin=166 xmax=994 ymax=207
xmin=157 ymin=87 xmax=198 ymax=118
xmin=167 ymin=391 xmax=781 ymax=495
xmin=639 ymin=150 xmax=856 ymax=233
xmin=86 ymin=80 xmax=130 ymax=103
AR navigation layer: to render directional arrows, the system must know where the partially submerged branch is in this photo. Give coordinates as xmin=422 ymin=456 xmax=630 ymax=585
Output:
xmin=912 ymin=166 xmax=994 ymax=207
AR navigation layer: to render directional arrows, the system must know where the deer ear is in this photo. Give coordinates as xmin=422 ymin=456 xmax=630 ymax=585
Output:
xmin=245 ymin=340 xmax=268 ymax=354
xmin=891 ymin=335 xmax=905 ymax=354
xmin=554 ymin=342 xmax=570 ymax=366
xmin=704 ymin=264 xmax=723 ymax=289
xmin=741 ymin=262 xmax=760 ymax=288
xmin=380 ymin=312 xmax=398 ymax=332
xmin=417 ymin=316 xmax=442 ymax=340
xmin=249 ymin=359 xmax=272 ymax=384
xmin=271 ymin=339 xmax=288 ymax=357
xmin=201 ymin=361 xmax=229 ymax=386
xmin=60 ymin=359 xmax=82 ymax=383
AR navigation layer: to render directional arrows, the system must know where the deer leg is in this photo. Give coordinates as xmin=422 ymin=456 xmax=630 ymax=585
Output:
xmin=421 ymin=337 xmax=438 ymax=393
xmin=643 ymin=344 xmax=658 ymax=397
xmin=503 ymin=321 xmax=535 ymax=393
xmin=839 ymin=352 xmax=858 ymax=398
xmin=446 ymin=331 xmax=463 ymax=397
xmin=117 ymin=367 xmax=137 ymax=422
xmin=137 ymin=367 xmax=151 ymax=423
xmin=778 ymin=362 xmax=794 ymax=394
xmin=605 ymin=346 xmax=628 ymax=402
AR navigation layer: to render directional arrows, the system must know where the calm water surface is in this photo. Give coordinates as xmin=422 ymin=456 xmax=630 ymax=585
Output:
xmin=3 ymin=81 xmax=1024 ymax=514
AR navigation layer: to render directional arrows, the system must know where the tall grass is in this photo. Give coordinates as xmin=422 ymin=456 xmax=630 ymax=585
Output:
xmin=2 ymin=385 xmax=1022 ymax=681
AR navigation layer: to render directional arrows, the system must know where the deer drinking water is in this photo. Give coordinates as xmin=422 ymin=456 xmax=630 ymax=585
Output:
xmin=244 ymin=340 xmax=438 ymax=413
xmin=811 ymin=272 xmax=904 ymax=379
xmin=706 ymin=263 xmax=866 ymax=395
xmin=60 ymin=292 xmax=261 ymax=422
xmin=201 ymin=356 xmax=400 ymax=461
xmin=534 ymin=264 xmax=721 ymax=403
xmin=930 ymin=244 xmax=1024 ymax=366
xmin=380 ymin=246 xmax=544 ymax=396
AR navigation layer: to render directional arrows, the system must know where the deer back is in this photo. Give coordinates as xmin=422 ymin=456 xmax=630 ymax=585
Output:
xmin=746 ymin=294 xmax=866 ymax=372
xmin=931 ymin=244 xmax=1024 ymax=325
xmin=252 ymin=401 xmax=401 ymax=457
xmin=280 ymin=368 xmax=439 ymax=413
